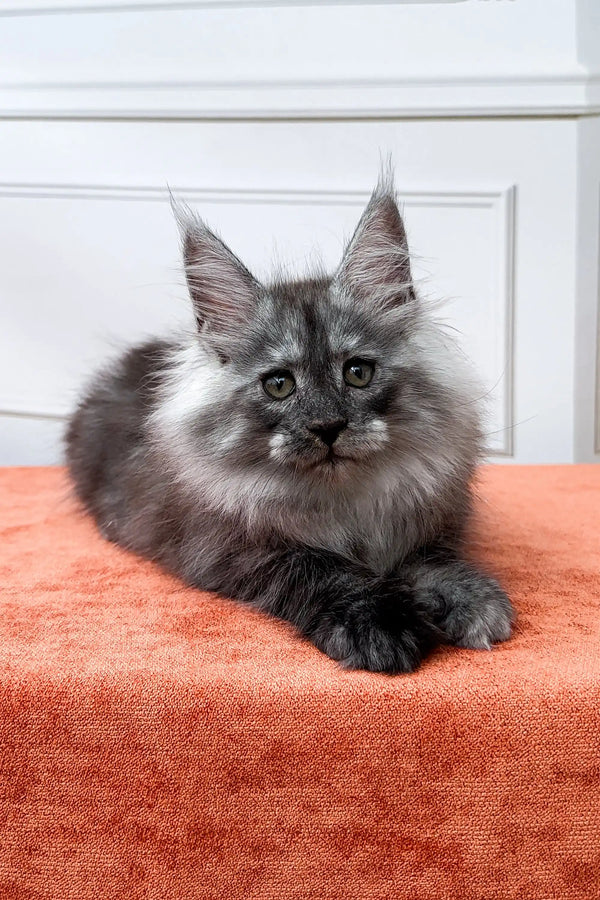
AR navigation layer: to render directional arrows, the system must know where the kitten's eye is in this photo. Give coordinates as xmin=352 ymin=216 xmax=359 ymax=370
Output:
xmin=343 ymin=358 xmax=374 ymax=388
xmin=262 ymin=371 xmax=296 ymax=400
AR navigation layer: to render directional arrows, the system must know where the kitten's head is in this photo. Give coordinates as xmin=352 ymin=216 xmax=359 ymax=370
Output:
xmin=168 ymin=176 xmax=480 ymax=492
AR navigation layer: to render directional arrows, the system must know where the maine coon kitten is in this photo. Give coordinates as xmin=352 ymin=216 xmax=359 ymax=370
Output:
xmin=66 ymin=175 xmax=513 ymax=673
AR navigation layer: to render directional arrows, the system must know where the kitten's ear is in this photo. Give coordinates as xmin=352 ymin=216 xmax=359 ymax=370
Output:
xmin=173 ymin=200 xmax=260 ymax=347
xmin=336 ymin=175 xmax=414 ymax=307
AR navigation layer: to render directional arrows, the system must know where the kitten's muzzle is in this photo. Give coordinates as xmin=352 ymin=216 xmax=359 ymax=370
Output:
xmin=307 ymin=419 xmax=348 ymax=448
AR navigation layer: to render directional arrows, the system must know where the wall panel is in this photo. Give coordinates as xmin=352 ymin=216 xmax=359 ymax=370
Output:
xmin=0 ymin=181 xmax=514 ymax=456
xmin=1 ymin=0 xmax=598 ymax=463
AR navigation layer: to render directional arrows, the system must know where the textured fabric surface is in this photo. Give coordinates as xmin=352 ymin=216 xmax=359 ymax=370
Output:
xmin=0 ymin=465 xmax=599 ymax=900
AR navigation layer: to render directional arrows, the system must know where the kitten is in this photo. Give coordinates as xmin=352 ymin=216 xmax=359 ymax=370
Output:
xmin=65 ymin=174 xmax=513 ymax=673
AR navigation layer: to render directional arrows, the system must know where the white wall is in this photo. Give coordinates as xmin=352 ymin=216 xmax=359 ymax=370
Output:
xmin=0 ymin=0 xmax=599 ymax=465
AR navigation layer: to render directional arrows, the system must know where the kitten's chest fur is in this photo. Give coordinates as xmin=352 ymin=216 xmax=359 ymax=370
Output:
xmin=255 ymin=479 xmax=427 ymax=573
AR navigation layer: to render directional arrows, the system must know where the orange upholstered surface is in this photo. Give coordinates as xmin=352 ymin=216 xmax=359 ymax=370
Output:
xmin=1 ymin=465 xmax=599 ymax=899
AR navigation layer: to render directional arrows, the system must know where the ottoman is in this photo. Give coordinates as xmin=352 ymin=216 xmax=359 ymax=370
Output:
xmin=1 ymin=466 xmax=599 ymax=899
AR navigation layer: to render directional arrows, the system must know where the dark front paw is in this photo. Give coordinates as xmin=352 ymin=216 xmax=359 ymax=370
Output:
xmin=416 ymin=562 xmax=514 ymax=650
xmin=310 ymin=589 xmax=439 ymax=674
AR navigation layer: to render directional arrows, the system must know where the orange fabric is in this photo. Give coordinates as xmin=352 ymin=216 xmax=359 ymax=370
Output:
xmin=0 ymin=465 xmax=599 ymax=899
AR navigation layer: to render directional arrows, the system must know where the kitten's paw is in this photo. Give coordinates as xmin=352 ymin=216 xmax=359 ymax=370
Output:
xmin=420 ymin=566 xmax=514 ymax=650
xmin=311 ymin=592 xmax=439 ymax=674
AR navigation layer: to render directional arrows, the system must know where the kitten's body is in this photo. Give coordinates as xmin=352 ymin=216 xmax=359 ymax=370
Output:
xmin=66 ymin=178 xmax=513 ymax=672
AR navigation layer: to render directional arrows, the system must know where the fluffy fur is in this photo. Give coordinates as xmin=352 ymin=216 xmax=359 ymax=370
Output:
xmin=66 ymin=174 xmax=513 ymax=673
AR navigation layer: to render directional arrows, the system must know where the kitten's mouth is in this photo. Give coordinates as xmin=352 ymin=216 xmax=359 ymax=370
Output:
xmin=309 ymin=449 xmax=352 ymax=469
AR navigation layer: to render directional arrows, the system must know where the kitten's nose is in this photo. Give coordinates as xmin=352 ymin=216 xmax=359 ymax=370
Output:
xmin=307 ymin=419 xmax=348 ymax=447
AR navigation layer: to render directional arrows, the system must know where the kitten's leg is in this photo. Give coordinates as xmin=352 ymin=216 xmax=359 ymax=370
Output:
xmin=406 ymin=548 xmax=514 ymax=650
xmin=199 ymin=546 xmax=439 ymax=674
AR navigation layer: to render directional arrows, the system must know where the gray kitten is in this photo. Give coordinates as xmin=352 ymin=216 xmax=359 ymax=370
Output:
xmin=66 ymin=175 xmax=513 ymax=673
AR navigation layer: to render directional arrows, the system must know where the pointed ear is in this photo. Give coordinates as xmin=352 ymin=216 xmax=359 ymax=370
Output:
xmin=173 ymin=200 xmax=260 ymax=348
xmin=336 ymin=177 xmax=414 ymax=307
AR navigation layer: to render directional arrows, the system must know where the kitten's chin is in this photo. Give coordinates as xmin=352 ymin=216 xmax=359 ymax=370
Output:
xmin=302 ymin=450 xmax=357 ymax=478
xmin=271 ymin=440 xmax=375 ymax=479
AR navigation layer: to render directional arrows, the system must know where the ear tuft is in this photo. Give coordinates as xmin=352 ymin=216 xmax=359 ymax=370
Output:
xmin=336 ymin=171 xmax=414 ymax=307
xmin=171 ymin=197 xmax=260 ymax=345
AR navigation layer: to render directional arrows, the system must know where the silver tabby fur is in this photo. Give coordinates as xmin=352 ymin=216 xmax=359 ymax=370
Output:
xmin=66 ymin=173 xmax=513 ymax=673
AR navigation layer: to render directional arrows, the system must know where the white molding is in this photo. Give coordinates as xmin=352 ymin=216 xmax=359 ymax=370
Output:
xmin=0 ymin=1 xmax=466 ymax=14
xmin=1 ymin=74 xmax=599 ymax=120
xmin=0 ymin=182 xmax=508 ymax=207
xmin=0 ymin=408 xmax=67 ymax=421
xmin=0 ymin=181 xmax=515 ymax=457
xmin=494 ymin=184 xmax=515 ymax=458
xmin=2 ymin=1 xmax=597 ymax=120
